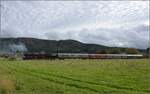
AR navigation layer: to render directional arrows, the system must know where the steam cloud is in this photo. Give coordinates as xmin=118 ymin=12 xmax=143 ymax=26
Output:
xmin=9 ymin=43 xmax=27 ymax=52
xmin=0 ymin=42 xmax=27 ymax=54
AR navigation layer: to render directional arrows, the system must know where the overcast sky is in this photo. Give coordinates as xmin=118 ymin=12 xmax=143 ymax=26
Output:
xmin=0 ymin=1 xmax=149 ymax=49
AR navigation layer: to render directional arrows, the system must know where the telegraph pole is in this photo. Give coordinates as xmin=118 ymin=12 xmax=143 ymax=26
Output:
xmin=147 ymin=32 xmax=150 ymax=59
xmin=56 ymin=40 xmax=59 ymax=57
xmin=0 ymin=0 xmax=1 ymax=37
xmin=0 ymin=0 xmax=2 ymax=38
xmin=0 ymin=1 xmax=2 ymax=51
xmin=148 ymin=1 xmax=150 ymax=58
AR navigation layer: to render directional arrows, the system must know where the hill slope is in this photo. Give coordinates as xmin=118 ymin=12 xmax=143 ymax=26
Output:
xmin=0 ymin=38 xmax=108 ymax=53
xmin=0 ymin=38 xmax=146 ymax=54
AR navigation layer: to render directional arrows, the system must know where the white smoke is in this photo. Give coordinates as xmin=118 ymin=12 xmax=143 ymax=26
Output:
xmin=9 ymin=43 xmax=27 ymax=52
xmin=0 ymin=42 xmax=27 ymax=54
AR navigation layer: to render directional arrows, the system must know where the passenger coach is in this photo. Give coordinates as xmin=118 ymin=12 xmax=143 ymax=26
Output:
xmin=23 ymin=53 xmax=143 ymax=60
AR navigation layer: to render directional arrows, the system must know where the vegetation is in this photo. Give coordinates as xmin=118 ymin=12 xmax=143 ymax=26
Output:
xmin=147 ymin=48 xmax=150 ymax=55
xmin=0 ymin=59 xmax=150 ymax=94
xmin=96 ymin=49 xmax=107 ymax=54
xmin=109 ymin=49 xmax=121 ymax=54
xmin=0 ymin=38 xmax=146 ymax=54
xmin=125 ymin=48 xmax=139 ymax=54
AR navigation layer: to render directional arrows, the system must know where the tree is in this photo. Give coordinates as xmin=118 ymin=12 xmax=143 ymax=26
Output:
xmin=96 ymin=49 xmax=107 ymax=54
xmin=110 ymin=49 xmax=121 ymax=54
xmin=147 ymin=48 xmax=150 ymax=53
xmin=125 ymin=48 xmax=138 ymax=54
xmin=146 ymin=47 xmax=150 ymax=57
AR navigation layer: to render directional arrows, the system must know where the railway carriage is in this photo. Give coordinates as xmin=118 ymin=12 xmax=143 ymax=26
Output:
xmin=58 ymin=53 xmax=89 ymax=59
xmin=23 ymin=53 xmax=143 ymax=60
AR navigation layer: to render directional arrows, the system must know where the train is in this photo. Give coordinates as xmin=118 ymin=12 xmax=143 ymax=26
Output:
xmin=57 ymin=53 xmax=143 ymax=59
xmin=23 ymin=53 xmax=143 ymax=60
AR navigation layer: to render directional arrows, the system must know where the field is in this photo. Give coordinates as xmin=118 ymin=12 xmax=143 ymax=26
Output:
xmin=0 ymin=59 xmax=150 ymax=94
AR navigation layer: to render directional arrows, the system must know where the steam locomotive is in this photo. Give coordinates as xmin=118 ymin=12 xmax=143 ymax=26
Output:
xmin=23 ymin=53 xmax=143 ymax=60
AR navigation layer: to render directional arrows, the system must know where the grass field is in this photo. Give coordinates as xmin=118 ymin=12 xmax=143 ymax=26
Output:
xmin=0 ymin=59 xmax=150 ymax=94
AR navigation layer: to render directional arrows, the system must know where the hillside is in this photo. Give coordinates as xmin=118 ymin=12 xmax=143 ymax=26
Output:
xmin=0 ymin=38 xmax=146 ymax=54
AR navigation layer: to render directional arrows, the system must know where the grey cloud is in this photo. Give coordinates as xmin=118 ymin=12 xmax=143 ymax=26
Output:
xmin=45 ymin=24 xmax=149 ymax=49
xmin=87 ymin=24 xmax=149 ymax=49
xmin=0 ymin=1 xmax=149 ymax=49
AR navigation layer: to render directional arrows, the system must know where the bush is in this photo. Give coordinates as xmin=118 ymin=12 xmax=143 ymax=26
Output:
xmin=125 ymin=48 xmax=139 ymax=54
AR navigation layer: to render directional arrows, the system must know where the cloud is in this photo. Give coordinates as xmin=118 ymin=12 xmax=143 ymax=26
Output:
xmin=78 ymin=24 xmax=149 ymax=49
xmin=0 ymin=1 xmax=149 ymax=49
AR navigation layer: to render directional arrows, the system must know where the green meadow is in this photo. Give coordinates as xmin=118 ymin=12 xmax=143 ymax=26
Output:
xmin=0 ymin=59 xmax=150 ymax=94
